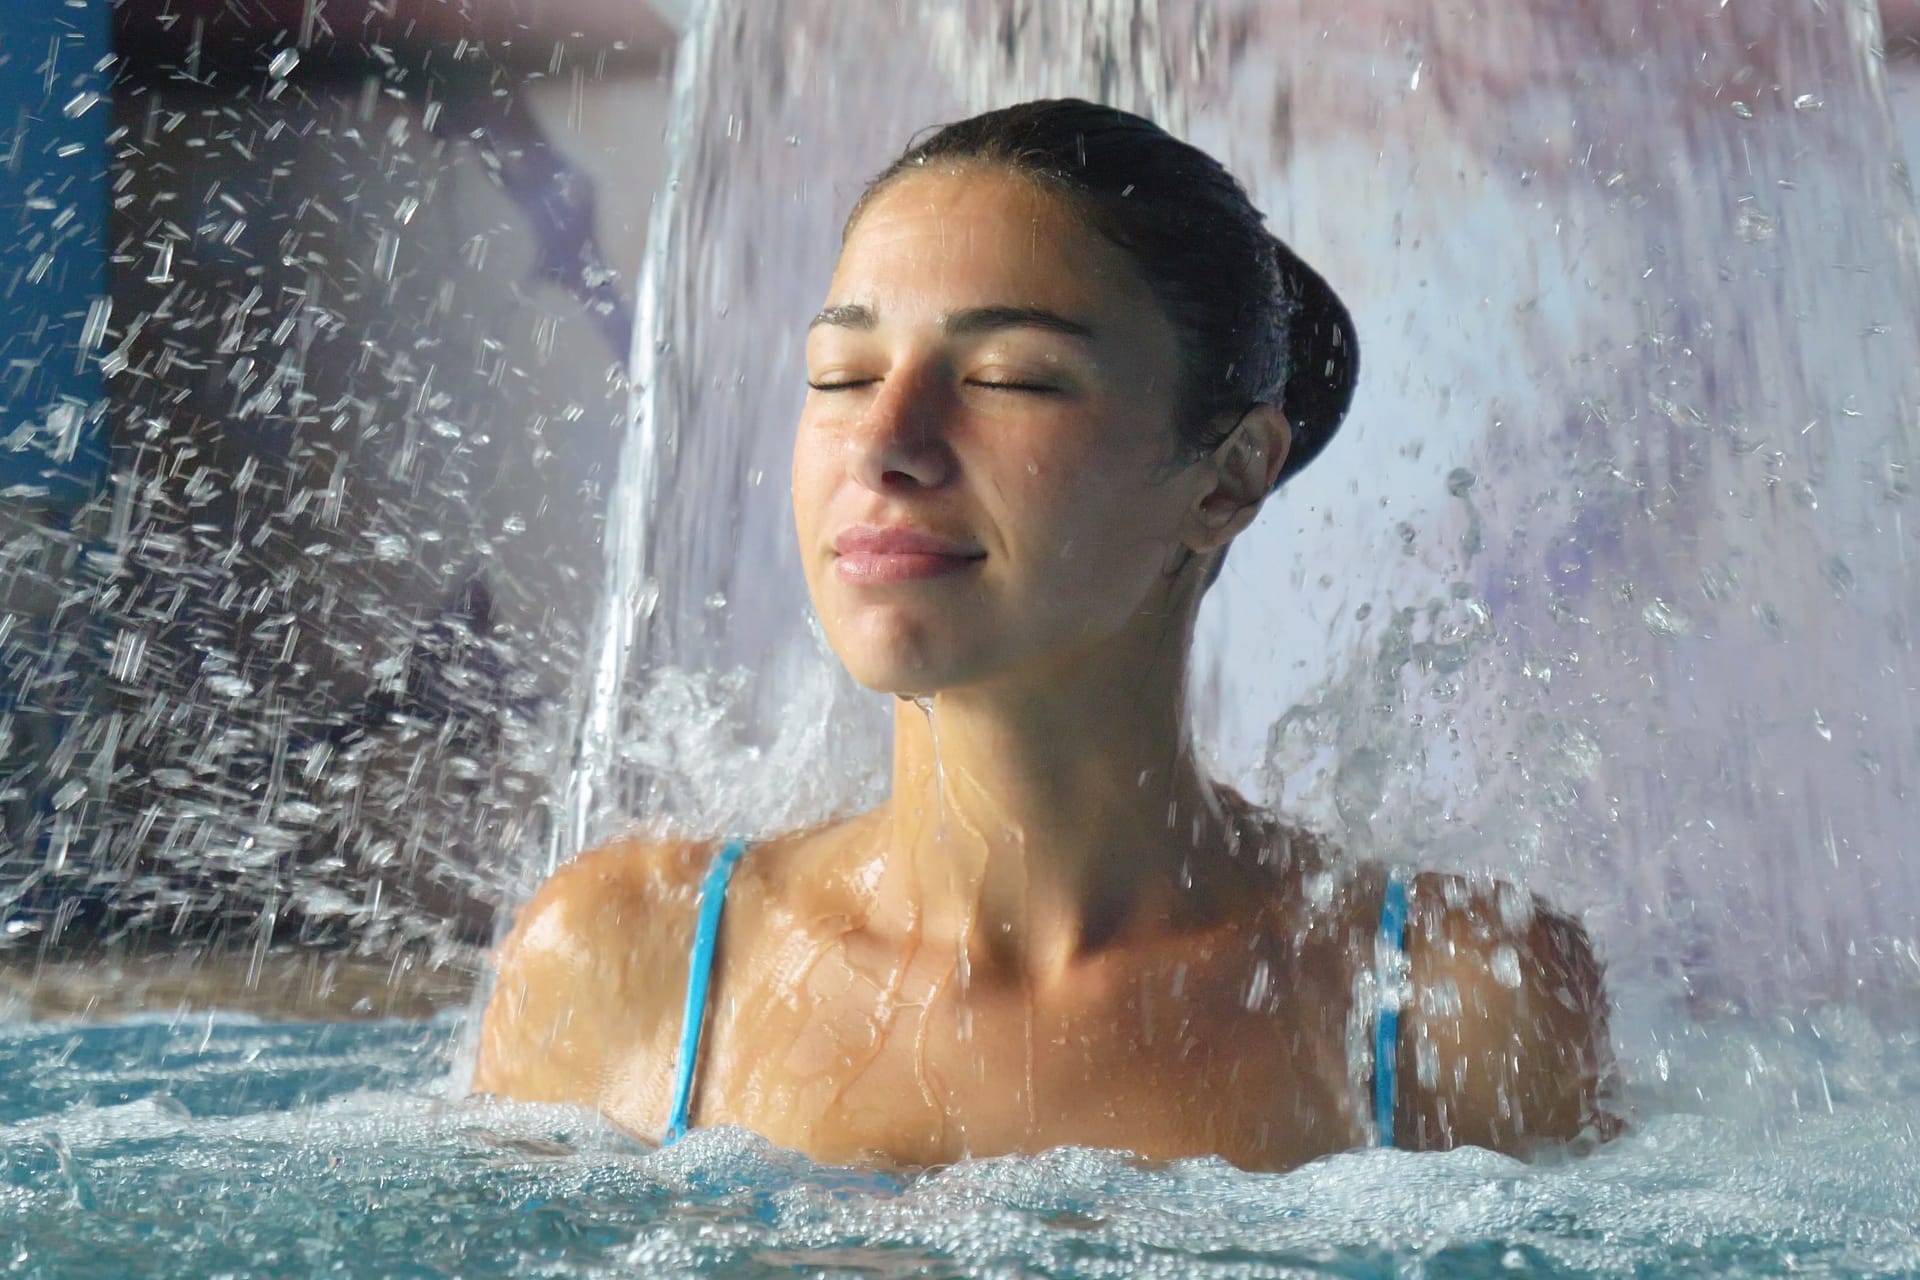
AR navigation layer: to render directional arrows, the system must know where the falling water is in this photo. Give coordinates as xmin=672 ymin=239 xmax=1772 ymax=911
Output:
xmin=576 ymin=0 xmax=1920 ymax=1068
xmin=569 ymin=0 xmax=1212 ymax=856
xmin=0 ymin=11 xmax=669 ymax=983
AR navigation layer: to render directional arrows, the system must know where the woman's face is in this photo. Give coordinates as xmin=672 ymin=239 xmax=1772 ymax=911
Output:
xmin=792 ymin=166 xmax=1208 ymax=695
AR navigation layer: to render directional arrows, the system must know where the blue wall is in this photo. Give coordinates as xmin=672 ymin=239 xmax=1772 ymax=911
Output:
xmin=0 ymin=2 xmax=110 ymax=514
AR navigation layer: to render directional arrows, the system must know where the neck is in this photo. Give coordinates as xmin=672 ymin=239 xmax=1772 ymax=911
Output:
xmin=877 ymin=625 xmax=1234 ymax=983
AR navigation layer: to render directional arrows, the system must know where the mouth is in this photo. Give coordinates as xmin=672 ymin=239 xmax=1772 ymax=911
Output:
xmin=832 ymin=524 xmax=986 ymax=584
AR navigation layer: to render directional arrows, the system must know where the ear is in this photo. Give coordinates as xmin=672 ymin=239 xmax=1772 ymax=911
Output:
xmin=1181 ymin=406 xmax=1291 ymax=554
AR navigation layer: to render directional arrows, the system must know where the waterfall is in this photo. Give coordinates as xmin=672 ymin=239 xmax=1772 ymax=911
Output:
xmin=574 ymin=0 xmax=1920 ymax=1046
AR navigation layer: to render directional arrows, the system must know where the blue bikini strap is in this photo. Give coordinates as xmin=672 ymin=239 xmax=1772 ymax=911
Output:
xmin=663 ymin=837 xmax=749 ymax=1145
xmin=1373 ymin=872 xmax=1411 ymax=1147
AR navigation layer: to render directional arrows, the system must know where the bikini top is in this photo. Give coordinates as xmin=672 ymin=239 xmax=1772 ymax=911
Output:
xmin=661 ymin=838 xmax=1412 ymax=1149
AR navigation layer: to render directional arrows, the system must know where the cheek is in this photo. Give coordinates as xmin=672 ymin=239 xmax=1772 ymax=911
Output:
xmin=1013 ymin=432 xmax=1182 ymax=558
xmin=790 ymin=419 xmax=833 ymax=535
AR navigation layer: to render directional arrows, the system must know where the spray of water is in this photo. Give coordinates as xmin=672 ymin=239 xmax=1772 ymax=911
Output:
xmin=573 ymin=0 xmax=1920 ymax=1118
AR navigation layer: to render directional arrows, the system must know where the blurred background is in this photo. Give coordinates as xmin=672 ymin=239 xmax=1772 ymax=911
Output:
xmin=4 ymin=1 xmax=1920 ymax=1020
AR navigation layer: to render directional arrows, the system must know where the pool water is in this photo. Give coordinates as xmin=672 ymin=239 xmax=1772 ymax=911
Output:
xmin=2 ymin=1015 xmax=1917 ymax=1278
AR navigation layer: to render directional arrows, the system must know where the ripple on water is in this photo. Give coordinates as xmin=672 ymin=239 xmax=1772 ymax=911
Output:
xmin=0 ymin=1017 xmax=1917 ymax=1278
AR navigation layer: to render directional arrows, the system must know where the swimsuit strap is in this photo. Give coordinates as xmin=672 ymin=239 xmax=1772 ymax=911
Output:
xmin=1373 ymin=871 xmax=1411 ymax=1147
xmin=663 ymin=837 xmax=749 ymax=1145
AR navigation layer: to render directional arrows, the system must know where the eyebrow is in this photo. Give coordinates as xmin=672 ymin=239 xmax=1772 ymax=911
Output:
xmin=807 ymin=303 xmax=1096 ymax=341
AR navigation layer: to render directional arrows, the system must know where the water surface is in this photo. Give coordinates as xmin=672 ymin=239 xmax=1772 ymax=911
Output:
xmin=3 ymin=1015 xmax=1916 ymax=1278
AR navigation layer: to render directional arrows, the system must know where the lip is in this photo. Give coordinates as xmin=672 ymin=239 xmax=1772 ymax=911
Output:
xmin=832 ymin=523 xmax=985 ymax=583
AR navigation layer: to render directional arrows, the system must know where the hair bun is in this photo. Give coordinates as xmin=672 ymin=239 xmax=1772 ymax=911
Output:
xmin=1270 ymin=237 xmax=1359 ymax=485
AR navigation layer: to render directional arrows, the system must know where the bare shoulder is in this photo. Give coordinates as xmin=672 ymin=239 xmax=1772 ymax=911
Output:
xmin=1393 ymin=869 xmax=1617 ymax=1155
xmin=470 ymin=836 xmax=710 ymax=1105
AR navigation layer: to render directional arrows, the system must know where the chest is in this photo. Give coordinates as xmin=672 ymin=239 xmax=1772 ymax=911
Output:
xmin=685 ymin=919 xmax=1367 ymax=1171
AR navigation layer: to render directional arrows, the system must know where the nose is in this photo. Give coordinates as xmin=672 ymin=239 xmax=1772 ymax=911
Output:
xmin=848 ymin=363 xmax=957 ymax=494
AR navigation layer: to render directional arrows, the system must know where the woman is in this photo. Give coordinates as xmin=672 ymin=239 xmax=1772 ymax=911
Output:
xmin=473 ymin=99 xmax=1614 ymax=1172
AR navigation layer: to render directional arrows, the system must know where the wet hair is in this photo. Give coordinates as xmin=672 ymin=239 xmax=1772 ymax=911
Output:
xmin=849 ymin=98 xmax=1357 ymax=490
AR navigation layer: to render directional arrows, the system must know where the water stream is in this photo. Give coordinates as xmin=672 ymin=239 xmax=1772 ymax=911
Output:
xmin=576 ymin=0 xmax=1920 ymax=1064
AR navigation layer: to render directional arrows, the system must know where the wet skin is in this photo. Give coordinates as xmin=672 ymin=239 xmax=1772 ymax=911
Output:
xmin=473 ymin=167 xmax=1615 ymax=1170
xmin=474 ymin=819 xmax=1611 ymax=1170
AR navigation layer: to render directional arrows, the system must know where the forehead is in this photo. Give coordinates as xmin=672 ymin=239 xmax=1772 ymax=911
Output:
xmin=830 ymin=167 xmax=1160 ymax=322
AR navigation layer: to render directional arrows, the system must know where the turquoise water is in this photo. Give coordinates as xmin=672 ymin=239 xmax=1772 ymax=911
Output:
xmin=3 ymin=1016 xmax=1918 ymax=1277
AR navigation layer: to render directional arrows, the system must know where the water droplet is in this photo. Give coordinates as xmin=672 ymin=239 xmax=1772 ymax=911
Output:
xmin=1417 ymin=1035 xmax=1441 ymax=1088
xmin=1735 ymin=206 xmax=1777 ymax=243
xmin=206 ymin=674 xmax=255 ymax=699
xmin=146 ymin=238 xmax=175 ymax=284
xmin=1821 ymin=556 xmax=1854 ymax=596
xmin=1641 ymin=599 xmax=1691 ymax=639
xmin=1489 ymin=944 xmax=1522 ymax=989
xmin=1244 ymin=959 xmax=1272 ymax=1010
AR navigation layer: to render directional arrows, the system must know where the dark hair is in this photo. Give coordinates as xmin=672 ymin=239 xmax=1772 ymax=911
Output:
xmin=850 ymin=98 xmax=1358 ymax=489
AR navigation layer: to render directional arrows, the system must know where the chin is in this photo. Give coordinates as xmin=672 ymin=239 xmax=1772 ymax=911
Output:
xmin=828 ymin=624 xmax=988 ymax=697
xmin=839 ymin=650 xmax=967 ymax=697
xmin=813 ymin=587 xmax=1013 ymax=695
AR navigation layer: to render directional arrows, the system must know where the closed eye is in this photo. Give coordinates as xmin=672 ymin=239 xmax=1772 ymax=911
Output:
xmin=968 ymin=379 xmax=1060 ymax=394
xmin=807 ymin=375 xmax=1061 ymax=393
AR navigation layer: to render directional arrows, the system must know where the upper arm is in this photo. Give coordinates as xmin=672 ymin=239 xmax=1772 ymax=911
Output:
xmin=471 ymin=841 xmax=692 ymax=1107
xmin=1394 ymin=875 xmax=1616 ymax=1155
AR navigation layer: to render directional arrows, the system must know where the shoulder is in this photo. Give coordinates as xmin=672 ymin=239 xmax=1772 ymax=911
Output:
xmin=470 ymin=836 xmax=713 ymax=1105
xmin=1388 ymin=869 xmax=1616 ymax=1154
xmin=494 ymin=837 xmax=712 ymax=979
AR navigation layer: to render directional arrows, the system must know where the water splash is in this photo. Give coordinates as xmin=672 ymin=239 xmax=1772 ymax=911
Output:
xmin=1 ymin=1014 xmax=1917 ymax=1276
xmin=572 ymin=0 xmax=1920 ymax=1109
xmin=0 ymin=24 xmax=666 ymax=968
